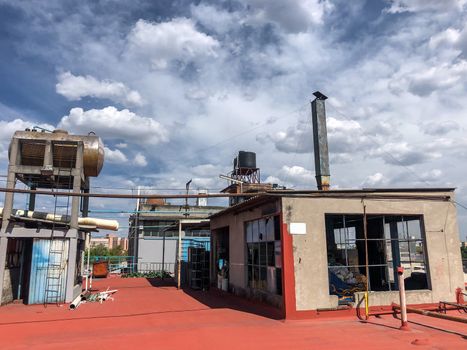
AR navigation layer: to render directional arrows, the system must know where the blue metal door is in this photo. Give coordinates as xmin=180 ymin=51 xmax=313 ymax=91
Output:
xmin=28 ymin=239 xmax=69 ymax=304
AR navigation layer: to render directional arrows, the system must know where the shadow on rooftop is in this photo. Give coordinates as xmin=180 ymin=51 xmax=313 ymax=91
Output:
xmin=180 ymin=286 xmax=284 ymax=320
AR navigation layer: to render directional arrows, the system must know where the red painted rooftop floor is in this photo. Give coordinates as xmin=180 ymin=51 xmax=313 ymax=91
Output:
xmin=0 ymin=277 xmax=465 ymax=349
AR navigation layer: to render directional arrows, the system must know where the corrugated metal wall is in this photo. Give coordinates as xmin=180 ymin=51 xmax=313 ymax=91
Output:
xmin=182 ymin=238 xmax=210 ymax=261
xmin=28 ymin=239 xmax=69 ymax=304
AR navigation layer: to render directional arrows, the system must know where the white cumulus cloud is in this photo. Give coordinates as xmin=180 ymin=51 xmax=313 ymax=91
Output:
xmin=362 ymin=172 xmax=388 ymax=187
xmin=133 ymin=152 xmax=148 ymax=167
xmin=104 ymin=147 xmax=128 ymax=163
xmin=265 ymin=165 xmax=314 ymax=188
xmin=56 ymin=71 xmax=143 ymax=106
xmin=126 ymin=18 xmax=219 ymax=69
xmin=58 ymin=106 xmax=168 ymax=146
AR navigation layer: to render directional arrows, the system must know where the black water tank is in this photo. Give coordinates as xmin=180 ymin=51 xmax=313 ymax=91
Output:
xmin=237 ymin=151 xmax=256 ymax=168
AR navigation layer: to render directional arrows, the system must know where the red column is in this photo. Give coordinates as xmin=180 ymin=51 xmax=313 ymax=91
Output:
xmin=280 ymin=213 xmax=297 ymax=319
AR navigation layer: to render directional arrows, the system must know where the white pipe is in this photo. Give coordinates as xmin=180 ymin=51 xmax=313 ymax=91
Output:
xmin=0 ymin=208 xmax=119 ymax=231
xmin=85 ymin=232 xmax=91 ymax=292
xmin=397 ymin=266 xmax=409 ymax=331
xmin=177 ymin=220 xmax=182 ymax=289
xmin=69 ymin=294 xmax=82 ymax=310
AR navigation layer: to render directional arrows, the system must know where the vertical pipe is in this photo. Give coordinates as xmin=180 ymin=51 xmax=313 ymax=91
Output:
xmin=2 ymin=138 xmax=19 ymax=231
xmin=177 ymin=220 xmax=182 ymax=289
xmin=81 ymin=178 xmax=90 ymax=217
xmin=363 ymin=203 xmax=370 ymax=319
xmin=70 ymin=142 xmax=83 ymax=229
xmin=17 ymin=241 xmax=25 ymax=299
xmin=42 ymin=140 xmax=53 ymax=169
xmin=162 ymin=229 xmax=166 ymax=274
xmin=28 ymin=186 xmax=36 ymax=212
xmin=311 ymin=91 xmax=330 ymax=191
xmin=397 ymin=266 xmax=409 ymax=330
xmin=85 ymin=232 xmax=90 ymax=292
xmin=133 ymin=186 xmax=140 ymax=272
xmin=0 ymin=138 xmax=19 ymax=303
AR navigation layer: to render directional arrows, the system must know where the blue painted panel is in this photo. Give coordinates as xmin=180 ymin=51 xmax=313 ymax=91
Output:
xmin=181 ymin=237 xmax=210 ymax=261
xmin=28 ymin=239 xmax=69 ymax=304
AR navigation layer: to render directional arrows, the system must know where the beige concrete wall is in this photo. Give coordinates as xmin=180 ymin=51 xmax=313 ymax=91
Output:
xmin=210 ymin=200 xmax=280 ymax=294
xmin=282 ymin=192 xmax=464 ymax=311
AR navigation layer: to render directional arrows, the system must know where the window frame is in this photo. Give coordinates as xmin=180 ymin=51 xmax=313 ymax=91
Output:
xmin=325 ymin=213 xmax=430 ymax=293
xmin=244 ymin=215 xmax=282 ymax=295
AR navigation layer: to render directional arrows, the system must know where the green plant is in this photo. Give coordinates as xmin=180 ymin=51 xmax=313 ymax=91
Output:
xmin=122 ymin=271 xmax=172 ymax=278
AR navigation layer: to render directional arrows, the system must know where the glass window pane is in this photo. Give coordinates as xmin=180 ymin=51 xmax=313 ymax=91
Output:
xmin=274 ymin=216 xmax=281 ymax=241
xmin=253 ymin=266 xmax=260 ymax=289
xmin=248 ymin=265 xmax=253 ymax=287
xmin=252 ymin=221 xmax=259 ymax=242
xmin=247 ymin=244 xmax=253 ymax=265
xmin=397 ymin=220 xmax=408 ymax=240
xmin=266 ymin=217 xmax=274 ymax=241
xmin=274 ymin=241 xmax=282 ymax=268
xmin=252 ymin=243 xmax=259 ymax=265
xmin=259 ymin=266 xmax=267 ymax=290
xmin=246 ymin=222 xmax=253 ymax=243
xmin=267 ymin=242 xmax=275 ymax=266
xmin=405 ymin=218 xmax=422 ymax=240
xmin=276 ymin=268 xmax=283 ymax=295
xmin=259 ymin=219 xmax=266 ymax=241
xmin=259 ymin=242 xmax=267 ymax=265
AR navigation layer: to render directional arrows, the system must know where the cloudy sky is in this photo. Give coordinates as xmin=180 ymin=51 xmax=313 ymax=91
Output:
xmin=0 ymin=0 xmax=466 ymax=239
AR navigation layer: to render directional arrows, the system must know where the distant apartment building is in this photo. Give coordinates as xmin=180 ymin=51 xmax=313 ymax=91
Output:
xmin=90 ymin=234 xmax=128 ymax=251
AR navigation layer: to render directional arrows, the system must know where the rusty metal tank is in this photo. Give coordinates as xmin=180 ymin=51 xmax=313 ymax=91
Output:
xmin=9 ymin=129 xmax=105 ymax=177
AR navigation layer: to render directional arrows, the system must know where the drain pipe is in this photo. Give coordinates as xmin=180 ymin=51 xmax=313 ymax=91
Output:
xmin=397 ymin=267 xmax=409 ymax=330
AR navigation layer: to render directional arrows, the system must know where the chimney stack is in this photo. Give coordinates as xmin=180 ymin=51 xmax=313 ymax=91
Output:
xmin=311 ymin=91 xmax=330 ymax=191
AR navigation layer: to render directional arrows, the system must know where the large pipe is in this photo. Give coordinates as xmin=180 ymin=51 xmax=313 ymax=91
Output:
xmin=397 ymin=267 xmax=409 ymax=330
xmin=0 ymin=187 xmax=453 ymax=201
xmin=69 ymin=294 xmax=82 ymax=310
xmin=393 ymin=303 xmax=467 ymax=324
xmin=0 ymin=208 xmax=119 ymax=231
xmin=311 ymin=91 xmax=330 ymax=191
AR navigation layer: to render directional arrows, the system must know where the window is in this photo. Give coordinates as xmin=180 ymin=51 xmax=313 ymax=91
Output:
xmin=246 ymin=216 xmax=282 ymax=295
xmin=142 ymin=220 xmax=178 ymax=237
xmin=185 ymin=229 xmax=211 ymax=237
xmin=326 ymin=214 xmax=428 ymax=300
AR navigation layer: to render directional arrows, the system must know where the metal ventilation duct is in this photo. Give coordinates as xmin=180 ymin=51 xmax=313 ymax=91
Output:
xmin=311 ymin=91 xmax=330 ymax=191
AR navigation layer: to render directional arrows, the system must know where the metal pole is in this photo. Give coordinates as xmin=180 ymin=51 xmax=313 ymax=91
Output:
xmin=17 ymin=242 xmax=25 ymax=299
xmin=133 ymin=186 xmax=140 ymax=272
xmin=185 ymin=179 xmax=192 ymax=217
xmin=363 ymin=203 xmax=370 ymax=319
xmin=162 ymin=229 xmax=166 ymax=275
xmin=177 ymin=220 xmax=182 ymax=289
xmin=85 ymin=232 xmax=90 ymax=292
xmin=397 ymin=266 xmax=409 ymax=330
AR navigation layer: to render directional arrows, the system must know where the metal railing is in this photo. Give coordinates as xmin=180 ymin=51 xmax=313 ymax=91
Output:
xmin=85 ymin=255 xmax=136 ymax=274
xmin=85 ymin=256 xmax=176 ymax=275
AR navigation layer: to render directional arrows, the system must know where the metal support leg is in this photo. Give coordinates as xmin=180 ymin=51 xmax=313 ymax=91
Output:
xmin=65 ymin=236 xmax=78 ymax=302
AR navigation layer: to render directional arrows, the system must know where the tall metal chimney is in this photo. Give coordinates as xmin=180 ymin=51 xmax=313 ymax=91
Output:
xmin=311 ymin=91 xmax=330 ymax=191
